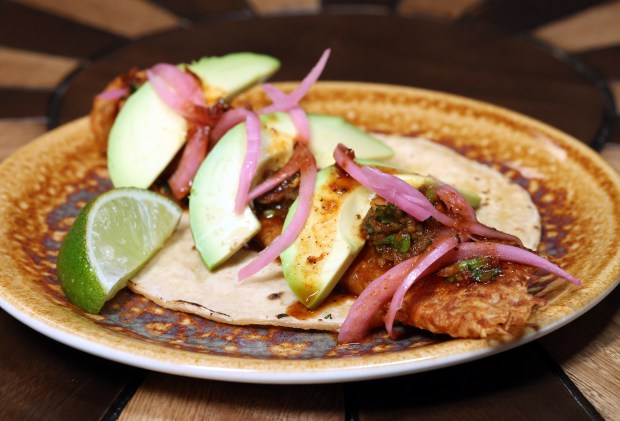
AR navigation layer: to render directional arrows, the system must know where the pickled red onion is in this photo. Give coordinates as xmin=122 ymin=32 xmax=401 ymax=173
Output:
xmin=434 ymin=183 xmax=477 ymax=221
xmin=335 ymin=144 xmax=523 ymax=245
xmin=261 ymin=49 xmax=331 ymax=114
xmin=96 ymin=87 xmax=129 ymax=101
xmin=452 ymin=242 xmax=581 ymax=286
xmin=248 ymin=143 xmax=306 ymax=201
xmin=337 ymin=257 xmax=422 ymax=344
xmin=333 ymin=144 xmax=450 ymax=223
xmin=168 ymin=126 xmax=209 ymax=200
xmin=262 ymin=83 xmax=287 ymax=103
xmin=333 ymin=144 xmax=371 ymax=185
xmin=215 ymin=49 xmax=330 ymax=212
xmin=435 ymin=184 xmax=523 ymax=245
xmin=147 ymin=63 xmax=207 ymax=120
xmin=288 ymin=107 xmax=311 ymax=144
xmin=360 ymin=166 xmax=454 ymax=225
xmin=384 ymin=233 xmax=461 ymax=337
xmin=262 ymin=85 xmax=312 ymax=139
xmin=238 ymin=145 xmax=317 ymax=280
xmin=235 ymin=110 xmax=262 ymax=213
xmin=211 ymin=107 xmax=250 ymax=143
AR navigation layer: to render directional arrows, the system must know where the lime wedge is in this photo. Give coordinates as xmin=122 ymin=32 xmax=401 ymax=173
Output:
xmin=57 ymin=188 xmax=182 ymax=313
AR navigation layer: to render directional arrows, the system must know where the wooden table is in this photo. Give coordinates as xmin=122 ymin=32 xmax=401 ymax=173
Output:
xmin=1 ymin=1 xmax=619 ymax=420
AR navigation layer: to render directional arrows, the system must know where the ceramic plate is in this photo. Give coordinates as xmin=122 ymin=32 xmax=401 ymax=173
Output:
xmin=1 ymin=82 xmax=619 ymax=384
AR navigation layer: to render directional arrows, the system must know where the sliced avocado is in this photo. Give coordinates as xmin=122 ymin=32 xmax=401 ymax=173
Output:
xmin=107 ymin=52 xmax=280 ymax=189
xmin=188 ymin=52 xmax=281 ymax=101
xmin=107 ymin=84 xmax=186 ymax=189
xmin=280 ymin=166 xmax=374 ymax=308
xmin=260 ymin=113 xmax=394 ymax=168
xmin=308 ymin=114 xmax=393 ymax=167
xmin=189 ymin=116 xmax=296 ymax=270
xmin=189 ymin=124 xmax=260 ymax=271
xmin=189 ymin=112 xmax=393 ymax=270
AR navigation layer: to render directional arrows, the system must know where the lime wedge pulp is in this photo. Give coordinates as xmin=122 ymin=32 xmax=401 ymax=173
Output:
xmin=57 ymin=188 xmax=182 ymax=313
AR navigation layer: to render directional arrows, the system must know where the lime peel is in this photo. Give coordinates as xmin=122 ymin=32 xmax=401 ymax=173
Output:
xmin=57 ymin=188 xmax=182 ymax=313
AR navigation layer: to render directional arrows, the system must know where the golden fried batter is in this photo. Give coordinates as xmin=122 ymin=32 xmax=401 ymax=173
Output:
xmin=395 ymin=263 xmax=543 ymax=339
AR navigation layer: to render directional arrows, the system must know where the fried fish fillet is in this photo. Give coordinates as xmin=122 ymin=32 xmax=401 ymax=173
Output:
xmin=395 ymin=263 xmax=543 ymax=339
xmin=341 ymin=245 xmax=543 ymax=339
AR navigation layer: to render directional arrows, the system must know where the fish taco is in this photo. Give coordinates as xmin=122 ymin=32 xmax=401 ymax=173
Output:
xmin=59 ymin=50 xmax=580 ymax=344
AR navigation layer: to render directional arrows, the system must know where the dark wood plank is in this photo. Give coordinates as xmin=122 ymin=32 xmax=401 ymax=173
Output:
xmin=611 ymin=117 xmax=620 ymax=144
xmin=578 ymin=45 xmax=620 ymax=80
xmin=0 ymin=310 xmax=143 ymax=421
xmin=151 ymin=0 xmax=252 ymax=22
xmin=322 ymin=0 xmax=393 ymax=14
xmin=0 ymin=1 xmax=126 ymax=58
xmin=0 ymin=88 xmax=50 ymax=118
xmin=356 ymin=343 xmax=600 ymax=420
xmin=56 ymin=15 xmax=605 ymax=146
xmin=461 ymin=0 xmax=611 ymax=34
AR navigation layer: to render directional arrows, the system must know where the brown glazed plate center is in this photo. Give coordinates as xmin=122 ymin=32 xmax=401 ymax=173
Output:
xmin=0 ymin=82 xmax=619 ymax=384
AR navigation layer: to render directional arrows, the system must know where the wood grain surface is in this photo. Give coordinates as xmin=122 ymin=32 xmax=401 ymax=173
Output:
xmin=0 ymin=1 xmax=619 ymax=420
xmin=0 ymin=46 xmax=77 ymax=88
xmin=533 ymin=1 xmax=620 ymax=52
xmin=119 ymin=375 xmax=343 ymax=421
xmin=12 ymin=0 xmax=182 ymax=39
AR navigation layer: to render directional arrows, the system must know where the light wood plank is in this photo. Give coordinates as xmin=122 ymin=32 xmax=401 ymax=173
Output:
xmin=533 ymin=1 xmax=620 ymax=53
xmin=601 ymin=142 xmax=620 ymax=172
xmin=541 ymin=287 xmax=620 ymax=421
xmin=0 ymin=118 xmax=47 ymax=161
xmin=246 ymin=0 xmax=319 ymax=16
xmin=0 ymin=47 xmax=77 ymax=88
xmin=119 ymin=374 xmax=343 ymax=421
xmin=542 ymin=146 xmax=619 ymax=420
xmin=397 ymin=0 xmax=484 ymax=20
xmin=11 ymin=0 xmax=182 ymax=39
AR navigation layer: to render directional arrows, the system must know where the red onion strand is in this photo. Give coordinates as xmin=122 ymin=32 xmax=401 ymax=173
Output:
xmin=238 ymin=146 xmax=317 ymax=280
xmin=384 ymin=233 xmax=461 ymax=337
xmin=211 ymin=107 xmax=250 ymax=143
xmin=453 ymin=242 xmax=581 ymax=285
xmin=261 ymin=49 xmax=331 ymax=114
xmin=235 ymin=110 xmax=262 ymax=213
xmin=337 ymin=257 xmax=422 ymax=344
xmin=96 ymin=87 xmax=129 ymax=101
xmin=147 ymin=64 xmax=207 ymax=120
xmin=168 ymin=126 xmax=209 ymax=199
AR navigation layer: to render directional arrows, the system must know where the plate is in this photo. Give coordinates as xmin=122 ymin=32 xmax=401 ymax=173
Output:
xmin=1 ymin=82 xmax=619 ymax=384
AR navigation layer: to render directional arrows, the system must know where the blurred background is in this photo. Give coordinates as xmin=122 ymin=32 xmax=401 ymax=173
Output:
xmin=1 ymin=0 xmax=620 ymax=167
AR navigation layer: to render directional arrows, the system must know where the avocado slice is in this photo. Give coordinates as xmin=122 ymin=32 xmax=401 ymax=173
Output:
xmin=107 ymin=52 xmax=281 ymax=189
xmin=189 ymin=112 xmax=394 ymax=270
xmin=280 ymin=165 xmax=374 ymax=308
xmin=258 ymin=113 xmax=394 ymax=168
xmin=305 ymin=114 xmax=393 ymax=167
xmin=189 ymin=116 xmax=295 ymax=270
xmin=280 ymin=167 xmax=482 ymax=309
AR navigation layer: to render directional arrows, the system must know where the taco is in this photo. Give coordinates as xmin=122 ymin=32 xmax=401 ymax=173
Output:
xmin=127 ymin=135 xmax=542 ymax=334
xmin=83 ymin=50 xmax=579 ymax=344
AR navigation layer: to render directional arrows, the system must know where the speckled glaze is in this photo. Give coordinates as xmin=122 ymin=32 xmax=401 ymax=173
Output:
xmin=0 ymin=82 xmax=619 ymax=383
